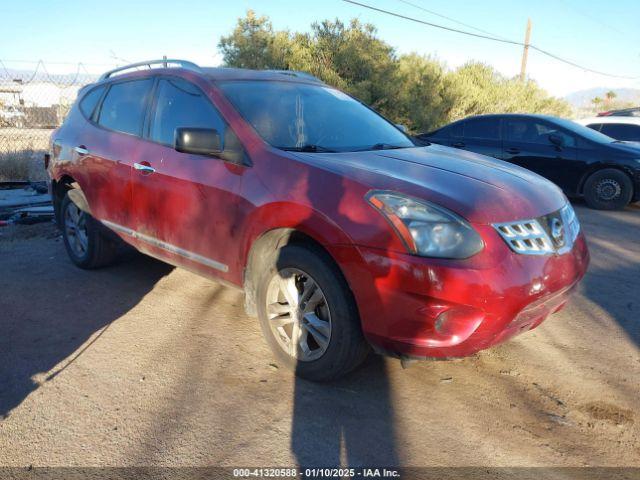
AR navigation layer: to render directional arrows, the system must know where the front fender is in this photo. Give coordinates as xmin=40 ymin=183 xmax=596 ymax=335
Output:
xmin=239 ymin=201 xmax=354 ymax=269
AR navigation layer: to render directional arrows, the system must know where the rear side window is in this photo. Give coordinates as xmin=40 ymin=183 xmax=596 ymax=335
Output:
xmin=599 ymin=123 xmax=640 ymax=141
xmin=79 ymin=86 xmax=106 ymax=118
xmin=150 ymin=77 xmax=225 ymax=146
xmin=586 ymin=123 xmax=603 ymax=132
xmin=463 ymin=117 xmax=500 ymax=140
xmin=97 ymin=79 xmax=153 ymax=136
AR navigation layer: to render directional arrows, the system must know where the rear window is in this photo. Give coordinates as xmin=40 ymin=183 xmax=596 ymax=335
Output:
xmin=599 ymin=123 xmax=640 ymax=141
xmin=97 ymin=79 xmax=153 ymax=136
xmin=463 ymin=117 xmax=500 ymax=140
xmin=79 ymin=86 xmax=106 ymax=118
xmin=428 ymin=122 xmax=463 ymax=139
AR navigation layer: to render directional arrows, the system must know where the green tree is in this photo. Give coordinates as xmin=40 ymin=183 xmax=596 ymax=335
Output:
xmin=218 ymin=11 xmax=573 ymax=133
xmin=218 ymin=10 xmax=291 ymax=69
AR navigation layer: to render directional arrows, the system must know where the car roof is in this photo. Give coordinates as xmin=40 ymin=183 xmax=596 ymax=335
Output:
xmin=89 ymin=65 xmax=326 ymax=90
xmin=201 ymin=67 xmax=325 ymax=84
xmin=576 ymin=116 xmax=640 ymax=126
xmin=453 ymin=113 xmax=561 ymax=122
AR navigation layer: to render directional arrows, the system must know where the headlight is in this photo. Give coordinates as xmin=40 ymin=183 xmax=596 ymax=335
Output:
xmin=366 ymin=191 xmax=484 ymax=259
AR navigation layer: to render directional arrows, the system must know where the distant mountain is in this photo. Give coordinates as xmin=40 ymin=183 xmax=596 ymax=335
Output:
xmin=564 ymin=87 xmax=640 ymax=109
xmin=1 ymin=67 xmax=98 ymax=86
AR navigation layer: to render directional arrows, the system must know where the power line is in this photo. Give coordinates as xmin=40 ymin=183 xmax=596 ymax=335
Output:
xmin=556 ymin=0 xmax=631 ymax=39
xmin=394 ymin=0 xmax=510 ymax=41
xmin=343 ymin=0 xmax=640 ymax=80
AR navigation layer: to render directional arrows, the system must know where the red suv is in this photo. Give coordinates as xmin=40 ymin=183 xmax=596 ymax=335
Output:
xmin=48 ymin=60 xmax=589 ymax=380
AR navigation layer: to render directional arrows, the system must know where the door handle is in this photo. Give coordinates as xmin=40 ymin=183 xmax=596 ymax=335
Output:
xmin=452 ymin=142 xmax=466 ymax=148
xmin=506 ymin=147 xmax=521 ymax=154
xmin=74 ymin=145 xmax=89 ymax=155
xmin=134 ymin=162 xmax=156 ymax=174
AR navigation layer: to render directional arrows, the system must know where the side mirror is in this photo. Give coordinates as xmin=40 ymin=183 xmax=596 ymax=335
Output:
xmin=548 ymin=133 xmax=564 ymax=147
xmin=175 ymin=127 xmax=222 ymax=156
xmin=396 ymin=124 xmax=408 ymax=133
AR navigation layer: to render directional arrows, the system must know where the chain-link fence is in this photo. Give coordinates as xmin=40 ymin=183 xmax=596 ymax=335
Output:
xmin=0 ymin=61 xmax=101 ymax=181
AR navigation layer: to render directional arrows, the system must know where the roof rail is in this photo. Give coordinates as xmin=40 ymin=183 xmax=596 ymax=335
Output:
xmin=99 ymin=59 xmax=202 ymax=80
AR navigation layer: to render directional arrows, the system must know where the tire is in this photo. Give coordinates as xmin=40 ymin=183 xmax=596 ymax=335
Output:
xmin=60 ymin=192 xmax=118 ymax=269
xmin=256 ymin=244 xmax=370 ymax=381
xmin=583 ymin=168 xmax=633 ymax=210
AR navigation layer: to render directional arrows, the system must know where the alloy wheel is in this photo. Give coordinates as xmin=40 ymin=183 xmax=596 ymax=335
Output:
xmin=64 ymin=201 xmax=88 ymax=258
xmin=265 ymin=268 xmax=332 ymax=362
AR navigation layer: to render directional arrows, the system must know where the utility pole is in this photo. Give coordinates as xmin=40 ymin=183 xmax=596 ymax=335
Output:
xmin=520 ymin=18 xmax=532 ymax=82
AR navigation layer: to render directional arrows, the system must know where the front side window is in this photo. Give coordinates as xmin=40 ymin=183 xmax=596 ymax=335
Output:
xmin=599 ymin=123 xmax=640 ymax=141
xmin=586 ymin=123 xmax=603 ymax=132
xmin=151 ymin=78 xmax=226 ymax=146
xmin=505 ymin=118 xmax=576 ymax=147
xmin=463 ymin=118 xmax=500 ymax=140
xmin=218 ymin=80 xmax=415 ymax=152
xmin=97 ymin=79 xmax=153 ymax=136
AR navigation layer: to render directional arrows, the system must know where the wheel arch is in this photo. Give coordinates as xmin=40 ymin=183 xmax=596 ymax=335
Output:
xmin=242 ymin=227 xmax=356 ymax=318
xmin=51 ymin=174 xmax=77 ymax=226
xmin=577 ymin=164 xmax=635 ymax=196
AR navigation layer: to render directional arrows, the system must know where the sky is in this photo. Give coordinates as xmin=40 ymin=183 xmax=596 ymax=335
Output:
xmin=1 ymin=0 xmax=639 ymax=97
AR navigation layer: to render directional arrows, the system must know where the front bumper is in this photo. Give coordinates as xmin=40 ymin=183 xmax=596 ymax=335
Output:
xmin=332 ymin=229 xmax=589 ymax=359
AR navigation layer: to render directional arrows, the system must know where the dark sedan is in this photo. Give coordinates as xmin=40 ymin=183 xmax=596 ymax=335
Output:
xmin=417 ymin=114 xmax=640 ymax=210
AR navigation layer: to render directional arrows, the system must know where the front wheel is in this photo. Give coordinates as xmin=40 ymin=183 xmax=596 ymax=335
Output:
xmin=583 ymin=168 xmax=633 ymax=210
xmin=256 ymin=244 xmax=370 ymax=381
xmin=60 ymin=192 xmax=118 ymax=269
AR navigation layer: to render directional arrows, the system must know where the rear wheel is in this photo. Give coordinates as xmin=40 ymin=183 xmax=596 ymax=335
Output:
xmin=61 ymin=193 xmax=118 ymax=269
xmin=583 ymin=168 xmax=633 ymax=210
xmin=256 ymin=244 xmax=369 ymax=381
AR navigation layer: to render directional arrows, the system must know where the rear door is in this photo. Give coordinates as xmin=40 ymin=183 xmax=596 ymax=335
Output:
xmin=502 ymin=117 xmax=583 ymax=192
xmin=130 ymin=76 xmax=246 ymax=280
xmin=80 ymin=78 xmax=154 ymax=230
xmin=453 ymin=117 xmax=502 ymax=159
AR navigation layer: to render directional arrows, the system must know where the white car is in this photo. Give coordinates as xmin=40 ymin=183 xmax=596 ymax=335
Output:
xmin=576 ymin=116 xmax=640 ymax=142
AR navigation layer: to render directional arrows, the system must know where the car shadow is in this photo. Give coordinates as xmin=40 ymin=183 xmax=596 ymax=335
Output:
xmin=0 ymin=241 xmax=173 ymax=419
xmin=277 ymin=168 xmax=401 ymax=467
xmin=290 ymin=355 xmax=399 ymax=466
xmin=573 ymin=201 xmax=640 ymax=347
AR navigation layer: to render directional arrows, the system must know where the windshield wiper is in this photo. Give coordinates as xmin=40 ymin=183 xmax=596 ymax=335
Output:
xmin=353 ymin=143 xmax=408 ymax=152
xmin=278 ymin=144 xmax=337 ymax=153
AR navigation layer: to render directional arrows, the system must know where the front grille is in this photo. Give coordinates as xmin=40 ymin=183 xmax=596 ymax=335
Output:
xmin=493 ymin=204 xmax=580 ymax=256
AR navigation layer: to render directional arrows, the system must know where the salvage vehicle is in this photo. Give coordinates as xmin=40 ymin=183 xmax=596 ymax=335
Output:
xmin=418 ymin=114 xmax=640 ymax=210
xmin=48 ymin=60 xmax=589 ymax=380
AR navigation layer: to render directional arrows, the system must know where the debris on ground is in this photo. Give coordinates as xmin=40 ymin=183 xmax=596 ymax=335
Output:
xmin=0 ymin=181 xmax=53 ymax=225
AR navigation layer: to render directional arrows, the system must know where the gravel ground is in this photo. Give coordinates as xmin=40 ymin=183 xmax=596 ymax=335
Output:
xmin=0 ymin=203 xmax=638 ymax=468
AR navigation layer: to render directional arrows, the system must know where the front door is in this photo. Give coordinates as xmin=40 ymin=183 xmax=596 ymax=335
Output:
xmin=502 ymin=117 xmax=579 ymax=191
xmin=130 ymin=76 xmax=246 ymax=281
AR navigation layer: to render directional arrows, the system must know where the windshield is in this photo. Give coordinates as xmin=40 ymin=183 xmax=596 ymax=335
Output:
xmin=552 ymin=117 xmax=616 ymax=143
xmin=218 ymin=80 xmax=415 ymax=152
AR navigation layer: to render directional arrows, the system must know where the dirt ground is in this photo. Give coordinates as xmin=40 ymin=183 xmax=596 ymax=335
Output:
xmin=0 ymin=203 xmax=639 ymax=468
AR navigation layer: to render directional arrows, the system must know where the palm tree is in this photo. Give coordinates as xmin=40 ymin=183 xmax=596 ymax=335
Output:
xmin=604 ymin=90 xmax=617 ymax=107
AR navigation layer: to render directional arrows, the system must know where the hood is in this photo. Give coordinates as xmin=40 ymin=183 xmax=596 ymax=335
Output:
xmin=608 ymin=141 xmax=640 ymax=155
xmin=294 ymin=144 xmax=567 ymax=224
